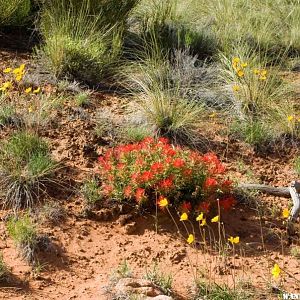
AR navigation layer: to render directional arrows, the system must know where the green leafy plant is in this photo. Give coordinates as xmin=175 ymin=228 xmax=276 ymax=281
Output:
xmin=81 ymin=178 xmax=102 ymax=205
xmin=6 ymin=214 xmax=38 ymax=263
xmin=0 ymin=132 xmax=59 ymax=210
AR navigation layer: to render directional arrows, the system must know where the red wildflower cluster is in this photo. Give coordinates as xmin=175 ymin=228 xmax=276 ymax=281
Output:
xmin=98 ymin=137 xmax=234 ymax=211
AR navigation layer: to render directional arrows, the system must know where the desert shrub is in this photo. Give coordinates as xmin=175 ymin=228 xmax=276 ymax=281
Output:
xmin=0 ymin=253 xmax=9 ymax=282
xmin=0 ymin=0 xmax=31 ymax=27
xmin=39 ymin=0 xmax=139 ymax=84
xmin=38 ymin=201 xmax=66 ymax=225
xmin=0 ymin=132 xmax=58 ymax=210
xmin=98 ymin=137 xmax=233 ymax=212
xmin=6 ymin=214 xmax=38 ymax=263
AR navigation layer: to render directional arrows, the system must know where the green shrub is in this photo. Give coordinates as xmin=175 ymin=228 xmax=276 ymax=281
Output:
xmin=6 ymin=214 xmax=38 ymax=263
xmin=39 ymin=0 xmax=139 ymax=84
xmin=0 ymin=132 xmax=58 ymax=210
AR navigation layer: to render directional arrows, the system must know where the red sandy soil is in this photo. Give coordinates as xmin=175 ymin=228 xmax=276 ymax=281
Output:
xmin=0 ymin=50 xmax=300 ymax=300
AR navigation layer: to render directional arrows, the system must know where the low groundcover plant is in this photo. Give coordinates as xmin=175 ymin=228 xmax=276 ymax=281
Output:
xmin=98 ymin=137 xmax=234 ymax=213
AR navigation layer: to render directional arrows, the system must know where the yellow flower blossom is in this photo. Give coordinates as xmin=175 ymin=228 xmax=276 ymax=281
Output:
xmin=287 ymin=115 xmax=294 ymax=122
xmin=253 ymin=69 xmax=260 ymax=75
xmin=180 ymin=212 xmax=188 ymax=221
xmin=282 ymin=208 xmax=289 ymax=219
xmin=0 ymin=81 xmax=13 ymax=92
xmin=259 ymin=75 xmax=267 ymax=80
xmin=271 ymin=263 xmax=281 ymax=279
xmin=158 ymin=197 xmax=168 ymax=208
xmin=33 ymin=87 xmax=41 ymax=94
xmin=232 ymin=85 xmax=240 ymax=92
xmin=3 ymin=67 xmax=12 ymax=73
xmin=28 ymin=106 xmax=34 ymax=113
xmin=237 ymin=70 xmax=244 ymax=77
xmin=232 ymin=57 xmax=240 ymax=64
xmin=200 ymin=218 xmax=207 ymax=226
xmin=241 ymin=62 xmax=248 ymax=68
xmin=228 ymin=236 xmax=240 ymax=244
xmin=15 ymin=74 xmax=23 ymax=82
xmin=260 ymin=70 xmax=267 ymax=76
xmin=196 ymin=212 xmax=204 ymax=221
xmin=209 ymin=112 xmax=217 ymax=118
xmin=211 ymin=215 xmax=219 ymax=223
xmin=187 ymin=234 xmax=194 ymax=244
xmin=25 ymin=87 xmax=32 ymax=94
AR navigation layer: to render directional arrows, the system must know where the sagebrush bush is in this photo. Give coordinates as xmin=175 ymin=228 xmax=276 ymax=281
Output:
xmin=6 ymin=214 xmax=38 ymax=263
xmin=40 ymin=0 xmax=139 ymax=84
xmin=0 ymin=132 xmax=58 ymax=210
xmin=98 ymin=137 xmax=234 ymax=212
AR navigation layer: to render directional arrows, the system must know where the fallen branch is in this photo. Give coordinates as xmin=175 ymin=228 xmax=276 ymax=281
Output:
xmin=237 ymin=181 xmax=300 ymax=234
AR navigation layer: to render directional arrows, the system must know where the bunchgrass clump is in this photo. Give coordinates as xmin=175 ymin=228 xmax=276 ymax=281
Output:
xmin=122 ymin=126 xmax=153 ymax=142
xmin=294 ymin=157 xmax=300 ymax=175
xmin=74 ymin=92 xmax=91 ymax=107
xmin=6 ymin=214 xmax=38 ymax=264
xmin=144 ymin=264 xmax=173 ymax=296
xmin=0 ymin=132 xmax=58 ymax=210
xmin=39 ymin=0 xmax=139 ymax=84
xmin=0 ymin=0 xmax=31 ymax=26
xmin=0 ymin=252 xmax=9 ymax=283
xmin=193 ymin=280 xmax=253 ymax=300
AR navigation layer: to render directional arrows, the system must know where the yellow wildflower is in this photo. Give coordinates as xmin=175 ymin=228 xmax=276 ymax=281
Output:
xmin=282 ymin=208 xmax=289 ymax=219
xmin=237 ymin=70 xmax=244 ymax=77
xmin=260 ymin=70 xmax=267 ymax=76
xmin=200 ymin=218 xmax=207 ymax=226
xmin=259 ymin=75 xmax=267 ymax=80
xmin=196 ymin=212 xmax=204 ymax=222
xmin=25 ymin=87 xmax=32 ymax=94
xmin=0 ymin=81 xmax=13 ymax=92
xmin=3 ymin=67 xmax=12 ymax=73
xmin=253 ymin=69 xmax=260 ymax=75
xmin=15 ymin=74 xmax=23 ymax=82
xmin=232 ymin=57 xmax=240 ymax=64
xmin=28 ymin=106 xmax=34 ymax=113
xmin=241 ymin=62 xmax=248 ymax=68
xmin=187 ymin=234 xmax=194 ymax=244
xmin=211 ymin=215 xmax=219 ymax=223
xmin=209 ymin=112 xmax=216 ymax=118
xmin=158 ymin=197 xmax=168 ymax=208
xmin=287 ymin=115 xmax=294 ymax=122
xmin=33 ymin=87 xmax=41 ymax=94
xmin=19 ymin=64 xmax=25 ymax=71
xmin=228 ymin=236 xmax=240 ymax=244
xmin=232 ymin=85 xmax=240 ymax=92
xmin=180 ymin=212 xmax=188 ymax=221
xmin=271 ymin=263 xmax=281 ymax=279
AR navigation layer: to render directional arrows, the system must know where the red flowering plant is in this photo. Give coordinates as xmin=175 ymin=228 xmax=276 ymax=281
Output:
xmin=98 ymin=137 xmax=235 ymax=213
